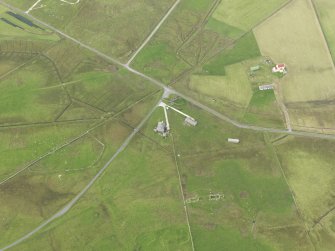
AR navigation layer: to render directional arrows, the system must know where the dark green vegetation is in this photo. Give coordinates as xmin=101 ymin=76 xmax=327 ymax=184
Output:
xmin=243 ymin=89 xmax=284 ymax=128
xmin=203 ymin=32 xmax=261 ymax=75
xmin=131 ymin=0 xmax=285 ymax=128
xmin=133 ymin=0 xmax=225 ymax=83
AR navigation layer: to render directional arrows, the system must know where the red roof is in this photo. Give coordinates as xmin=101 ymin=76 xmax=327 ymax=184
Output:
xmin=276 ymin=64 xmax=286 ymax=68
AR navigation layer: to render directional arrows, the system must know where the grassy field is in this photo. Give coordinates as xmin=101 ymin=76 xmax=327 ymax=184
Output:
xmin=176 ymin=55 xmax=285 ymax=128
xmin=161 ymin=101 xmax=311 ymax=250
xmin=275 ymin=136 xmax=335 ymax=249
xmin=0 ymin=5 xmax=59 ymax=41
xmin=8 ymin=132 xmax=192 ymax=250
xmin=1 ymin=0 xmax=335 ymax=250
xmin=0 ymin=7 xmax=172 ymax=249
xmin=0 ymin=58 xmax=25 ymax=75
xmin=66 ymin=69 xmax=159 ymax=113
xmin=0 ymin=123 xmax=94 ymax=180
xmin=30 ymin=135 xmax=104 ymax=173
xmin=313 ymin=0 xmax=335 ymax=63
xmin=243 ymin=89 xmax=285 ymax=129
xmin=254 ymin=0 xmax=335 ymax=103
xmin=0 ymin=60 xmax=69 ymax=125
xmin=189 ymin=63 xmax=253 ymax=107
xmin=12 ymin=0 xmax=176 ymax=62
xmin=0 ymin=118 xmax=133 ymax=247
xmin=3 ymin=0 xmax=37 ymax=10
xmin=212 ymin=0 xmax=288 ymax=31
xmin=202 ymin=32 xmax=261 ymax=75
xmin=132 ymin=0 xmax=221 ymax=83
xmin=2 ymin=100 xmax=310 ymax=251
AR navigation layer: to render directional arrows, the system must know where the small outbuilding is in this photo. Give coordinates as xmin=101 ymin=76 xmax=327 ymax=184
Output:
xmin=259 ymin=84 xmax=274 ymax=91
xmin=184 ymin=117 xmax=198 ymax=126
xmin=228 ymin=138 xmax=240 ymax=144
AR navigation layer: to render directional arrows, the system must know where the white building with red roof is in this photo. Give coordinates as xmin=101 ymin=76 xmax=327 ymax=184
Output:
xmin=272 ymin=63 xmax=287 ymax=73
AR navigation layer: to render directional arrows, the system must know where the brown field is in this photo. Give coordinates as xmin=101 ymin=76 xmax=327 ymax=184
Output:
xmin=254 ymin=0 xmax=335 ymax=103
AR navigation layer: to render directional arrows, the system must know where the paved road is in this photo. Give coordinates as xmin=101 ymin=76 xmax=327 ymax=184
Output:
xmin=1 ymin=1 xmax=335 ymax=249
xmin=0 ymin=101 xmax=160 ymax=251
xmin=1 ymin=0 xmax=335 ymax=140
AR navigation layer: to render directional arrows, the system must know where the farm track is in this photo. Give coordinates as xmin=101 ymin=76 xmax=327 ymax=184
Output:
xmin=264 ymin=134 xmax=316 ymax=251
xmin=0 ymin=56 xmax=36 ymax=81
xmin=0 ymin=0 xmax=334 ymax=140
xmin=0 ymin=0 xmax=335 ymax=249
xmin=0 ymin=118 xmax=100 ymax=130
xmin=0 ymin=89 xmax=160 ymax=186
xmin=126 ymin=0 xmax=181 ymax=66
xmin=0 ymin=118 xmax=105 ymax=186
xmin=195 ymin=0 xmax=294 ymax=70
xmin=171 ymin=133 xmax=195 ymax=251
xmin=0 ymin=99 xmax=161 ymax=251
xmin=312 ymin=204 xmax=335 ymax=229
xmin=274 ymin=83 xmax=292 ymax=131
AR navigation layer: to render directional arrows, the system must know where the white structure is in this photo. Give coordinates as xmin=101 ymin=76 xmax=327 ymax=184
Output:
xmin=184 ymin=117 xmax=198 ymax=126
xmin=154 ymin=102 xmax=198 ymax=137
xmin=159 ymin=102 xmax=198 ymax=126
xmin=162 ymin=104 xmax=170 ymax=131
xmin=154 ymin=121 xmax=168 ymax=137
xmin=228 ymin=138 xmax=240 ymax=144
xmin=259 ymin=84 xmax=274 ymax=91
xmin=272 ymin=63 xmax=287 ymax=73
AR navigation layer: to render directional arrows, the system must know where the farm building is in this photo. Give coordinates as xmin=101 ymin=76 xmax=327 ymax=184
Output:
xmin=154 ymin=121 xmax=168 ymax=137
xmin=228 ymin=138 xmax=240 ymax=144
xmin=259 ymin=84 xmax=274 ymax=91
xmin=272 ymin=63 xmax=287 ymax=73
xmin=184 ymin=117 xmax=198 ymax=126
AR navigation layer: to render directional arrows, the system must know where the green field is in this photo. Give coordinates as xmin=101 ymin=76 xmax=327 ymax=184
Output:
xmin=0 ymin=60 xmax=69 ymax=124
xmin=1 ymin=0 xmax=335 ymax=250
xmin=8 ymin=133 xmax=192 ymax=250
xmin=0 ymin=5 xmax=59 ymax=41
xmin=313 ymin=0 xmax=335 ymax=63
xmin=275 ymin=136 xmax=335 ymax=249
xmin=0 ymin=118 xmax=133 ymax=247
xmin=5 ymin=0 xmax=176 ymax=62
xmin=212 ymin=0 xmax=288 ymax=31
xmin=2 ymin=101 xmax=314 ymax=251
xmin=190 ymin=63 xmax=253 ymax=107
xmin=0 ymin=123 xmax=94 ymax=180
xmin=243 ymin=89 xmax=285 ymax=128
xmin=254 ymin=0 xmax=335 ymax=103
xmin=132 ymin=0 xmax=220 ymax=83
xmin=154 ymin=101 xmax=312 ymax=250
xmin=254 ymin=0 xmax=335 ymax=131
xmin=202 ymin=32 xmax=261 ymax=75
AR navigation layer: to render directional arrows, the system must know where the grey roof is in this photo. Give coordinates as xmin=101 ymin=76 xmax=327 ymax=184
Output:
xmin=259 ymin=84 xmax=274 ymax=90
xmin=185 ymin=117 xmax=197 ymax=126
xmin=155 ymin=121 xmax=166 ymax=133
